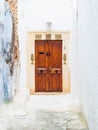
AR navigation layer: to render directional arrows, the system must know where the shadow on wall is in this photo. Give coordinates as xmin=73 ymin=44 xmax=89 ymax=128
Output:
xmin=0 ymin=0 xmax=19 ymax=104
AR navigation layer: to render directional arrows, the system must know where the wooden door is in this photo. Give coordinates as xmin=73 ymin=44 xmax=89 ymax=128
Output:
xmin=35 ymin=40 xmax=62 ymax=92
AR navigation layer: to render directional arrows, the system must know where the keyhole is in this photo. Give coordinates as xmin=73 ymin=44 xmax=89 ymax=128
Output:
xmin=55 ymin=70 xmax=58 ymax=73
xmin=40 ymin=70 xmax=43 ymax=74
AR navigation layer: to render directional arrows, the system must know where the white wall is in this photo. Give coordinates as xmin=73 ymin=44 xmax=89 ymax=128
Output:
xmin=18 ymin=0 xmax=73 ymax=88
xmin=18 ymin=0 xmax=98 ymax=129
xmin=72 ymin=0 xmax=98 ymax=129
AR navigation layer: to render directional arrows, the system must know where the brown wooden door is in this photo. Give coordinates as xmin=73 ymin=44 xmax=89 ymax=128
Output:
xmin=35 ymin=40 xmax=62 ymax=92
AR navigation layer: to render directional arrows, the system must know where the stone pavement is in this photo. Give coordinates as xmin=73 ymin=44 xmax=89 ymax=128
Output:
xmin=0 ymin=89 xmax=89 ymax=130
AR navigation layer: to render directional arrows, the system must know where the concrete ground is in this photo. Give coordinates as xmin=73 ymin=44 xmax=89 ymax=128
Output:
xmin=0 ymin=89 xmax=89 ymax=130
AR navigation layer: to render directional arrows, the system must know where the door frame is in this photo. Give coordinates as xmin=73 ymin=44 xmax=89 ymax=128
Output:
xmin=26 ymin=32 xmax=71 ymax=94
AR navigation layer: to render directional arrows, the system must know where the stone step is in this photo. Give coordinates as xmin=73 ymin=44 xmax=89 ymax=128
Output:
xmin=0 ymin=93 xmax=88 ymax=130
xmin=14 ymin=87 xmax=30 ymax=103
xmin=67 ymin=129 xmax=89 ymax=130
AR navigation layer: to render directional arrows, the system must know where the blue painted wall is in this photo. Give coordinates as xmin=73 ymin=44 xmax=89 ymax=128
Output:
xmin=3 ymin=2 xmax=13 ymax=101
xmin=0 ymin=0 xmax=18 ymax=103
xmin=0 ymin=0 xmax=5 ymax=105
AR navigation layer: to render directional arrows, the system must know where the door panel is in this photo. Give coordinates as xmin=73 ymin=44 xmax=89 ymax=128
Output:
xmin=49 ymin=74 xmax=62 ymax=92
xmin=35 ymin=40 xmax=48 ymax=92
xmin=49 ymin=40 xmax=62 ymax=92
xmin=35 ymin=40 xmax=62 ymax=92
xmin=35 ymin=73 xmax=48 ymax=92
xmin=49 ymin=40 xmax=62 ymax=68
xmin=35 ymin=40 xmax=47 ymax=68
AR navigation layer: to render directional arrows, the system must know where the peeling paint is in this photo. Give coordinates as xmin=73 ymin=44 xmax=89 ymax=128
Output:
xmin=0 ymin=0 xmax=5 ymax=105
xmin=3 ymin=2 xmax=14 ymax=101
xmin=0 ymin=0 xmax=19 ymax=103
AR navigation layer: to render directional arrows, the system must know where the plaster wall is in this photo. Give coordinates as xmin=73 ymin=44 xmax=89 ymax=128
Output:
xmin=0 ymin=0 xmax=4 ymax=104
xmin=72 ymin=0 xmax=98 ymax=129
xmin=0 ymin=0 xmax=19 ymax=103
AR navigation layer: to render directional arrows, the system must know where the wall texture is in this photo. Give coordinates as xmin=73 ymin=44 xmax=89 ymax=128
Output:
xmin=0 ymin=0 xmax=5 ymax=105
xmin=3 ymin=1 xmax=14 ymax=100
xmin=5 ymin=0 xmax=20 ymax=100
xmin=5 ymin=0 xmax=19 ymax=62
xmin=0 ymin=0 xmax=19 ymax=103
xmin=72 ymin=0 xmax=98 ymax=130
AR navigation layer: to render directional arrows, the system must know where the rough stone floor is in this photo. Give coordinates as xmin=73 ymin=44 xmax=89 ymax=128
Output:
xmin=0 ymin=89 xmax=89 ymax=130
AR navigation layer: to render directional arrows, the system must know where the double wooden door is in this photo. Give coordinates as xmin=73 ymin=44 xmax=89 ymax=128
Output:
xmin=35 ymin=40 xmax=62 ymax=92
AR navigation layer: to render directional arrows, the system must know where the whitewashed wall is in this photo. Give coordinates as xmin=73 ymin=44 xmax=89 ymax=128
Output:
xmin=0 ymin=0 xmax=19 ymax=103
xmin=0 ymin=0 xmax=4 ymax=105
xmin=72 ymin=0 xmax=98 ymax=130
xmin=18 ymin=0 xmax=73 ymax=88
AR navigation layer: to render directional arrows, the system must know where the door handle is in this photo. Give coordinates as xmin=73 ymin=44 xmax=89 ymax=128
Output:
xmin=48 ymin=52 xmax=50 ymax=56
xmin=46 ymin=52 xmax=48 ymax=56
xmin=40 ymin=70 xmax=43 ymax=74
xmin=55 ymin=70 xmax=58 ymax=73
xmin=46 ymin=52 xmax=50 ymax=56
